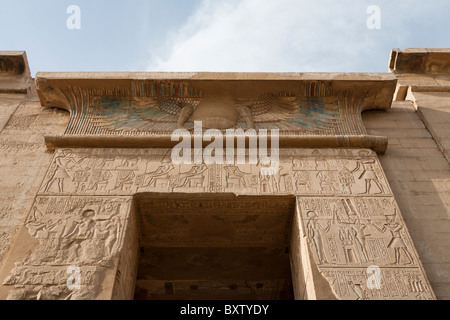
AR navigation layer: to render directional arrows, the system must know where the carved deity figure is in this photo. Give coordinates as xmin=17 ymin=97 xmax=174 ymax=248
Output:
xmin=306 ymin=211 xmax=332 ymax=265
xmin=225 ymin=165 xmax=253 ymax=188
xmin=273 ymin=166 xmax=289 ymax=193
xmin=95 ymin=215 xmax=121 ymax=257
xmin=336 ymin=210 xmax=370 ymax=263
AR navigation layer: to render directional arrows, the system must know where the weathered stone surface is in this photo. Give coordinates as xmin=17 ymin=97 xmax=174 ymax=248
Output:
xmin=0 ymin=196 xmax=132 ymax=300
xmin=0 ymin=50 xmax=448 ymax=300
xmin=0 ymin=147 xmax=435 ymax=300
xmin=35 ymin=72 xmax=396 ymax=154
xmin=37 ymin=148 xmax=392 ymax=197
xmin=364 ymin=85 xmax=450 ymax=299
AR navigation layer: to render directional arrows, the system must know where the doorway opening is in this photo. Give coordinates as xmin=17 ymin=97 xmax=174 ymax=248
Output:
xmin=133 ymin=193 xmax=297 ymax=300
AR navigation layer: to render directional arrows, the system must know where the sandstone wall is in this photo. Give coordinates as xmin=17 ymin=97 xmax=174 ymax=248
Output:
xmin=0 ymin=89 xmax=68 ymax=270
xmin=363 ymin=100 xmax=450 ymax=300
xmin=0 ymin=50 xmax=448 ymax=300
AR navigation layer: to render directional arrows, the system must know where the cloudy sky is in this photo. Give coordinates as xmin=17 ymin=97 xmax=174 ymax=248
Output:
xmin=1 ymin=0 xmax=449 ymax=76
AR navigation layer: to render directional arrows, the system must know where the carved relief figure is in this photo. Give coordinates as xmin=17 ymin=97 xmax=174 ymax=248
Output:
xmin=87 ymin=170 xmax=113 ymax=192
xmin=306 ymin=211 xmax=331 ymax=265
xmin=43 ymin=150 xmax=85 ymax=193
xmin=352 ymin=151 xmax=384 ymax=194
xmin=65 ymin=210 xmax=96 ymax=240
xmin=259 ymin=171 xmax=273 ymax=194
xmin=170 ymin=164 xmax=208 ymax=189
xmin=294 ymin=171 xmax=311 ymax=193
xmin=25 ymin=207 xmax=49 ymax=239
xmin=113 ymin=171 xmax=136 ymax=191
xmin=224 ymin=165 xmax=256 ymax=190
xmin=338 ymin=166 xmax=355 ymax=194
xmin=316 ymin=171 xmax=336 ymax=194
xmin=143 ymin=159 xmax=175 ymax=188
xmin=95 ymin=215 xmax=121 ymax=257
xmin=369 ymin=215 xmax=414 ymax=265
xmin=336 ymin=212 xmax=370 ymax=263
xmin=349 ymin=281 xmax=368 ymax=300
xmin=273 ymin=166 xmax=290 ymax=193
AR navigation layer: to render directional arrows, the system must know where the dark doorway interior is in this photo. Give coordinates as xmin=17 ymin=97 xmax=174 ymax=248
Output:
xmin=133 ymin=193 xmax=296 ymax=300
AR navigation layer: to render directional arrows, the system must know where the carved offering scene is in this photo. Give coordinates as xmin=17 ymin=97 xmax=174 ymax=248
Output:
xmin=38 ymin=148 xmax=392 ymax=197
xmin=297 ymin=197 xmax=435 ymax=300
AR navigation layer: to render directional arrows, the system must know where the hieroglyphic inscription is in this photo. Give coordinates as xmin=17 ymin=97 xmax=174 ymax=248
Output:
xmin=39 ymin=148 xmax=392 ymax=197
xmin=297 ymin=197 xmax=435 ymax=300
xmin=3 ymin=196 xmax=132 ymax=300
xmin=321 ymin=268 xmax=433 ymax=300
xmin=4 ymin=146 xmax=435 ymax=300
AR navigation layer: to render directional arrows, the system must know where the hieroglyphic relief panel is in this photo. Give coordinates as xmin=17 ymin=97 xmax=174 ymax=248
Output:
xmin=38 ymin=148 xmax=392 ymax=197
xmin=23 ymin=146 xmax=435 ymax=300
xmin=3 ymin=196 xmax=132 ymax=300
xmin=297 ymin=197 xmax=435 ymax=300
xmin=136 ymin=279 xmax=294 ymax=300
xmin=136 ymin=195 xmax=295 ymax=248
xmin=320 ymin=268 xmax=433 ymax=301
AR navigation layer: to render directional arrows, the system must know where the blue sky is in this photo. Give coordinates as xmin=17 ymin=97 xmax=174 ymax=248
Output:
xmin=1 ymin=0 xmax=449 ymax=76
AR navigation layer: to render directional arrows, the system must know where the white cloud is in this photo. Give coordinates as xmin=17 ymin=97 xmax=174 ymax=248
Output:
xmin=146 ymin=0 xmax=450 ymax=72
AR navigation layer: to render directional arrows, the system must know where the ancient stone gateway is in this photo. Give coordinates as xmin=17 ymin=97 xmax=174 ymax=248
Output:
xmin=0 ymin=72 xmax=436 ymax=300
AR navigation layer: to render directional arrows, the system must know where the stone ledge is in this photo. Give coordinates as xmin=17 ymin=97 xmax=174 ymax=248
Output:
xmin=390 ymin=48 xmax=450 ymax=74
xmin=0 ymin=52 xmax=32 ymax=94
xmin=44 ymin=134 xmax=389 ymax=154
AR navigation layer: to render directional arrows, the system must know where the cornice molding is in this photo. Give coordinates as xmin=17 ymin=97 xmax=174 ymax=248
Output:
xmin=36 ymin=72 xmax=397 ymax=153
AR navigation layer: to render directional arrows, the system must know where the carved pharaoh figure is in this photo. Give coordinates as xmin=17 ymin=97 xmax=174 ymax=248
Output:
xmin=369 ymin=215 xmax=414 ymax=265
xmin=43 ymin=150 xmax=85 ymax=193
xmin=352 ymin=151 xmax=384 ymax=194
xmin=336 ymin=212 xmax=370 ymax=264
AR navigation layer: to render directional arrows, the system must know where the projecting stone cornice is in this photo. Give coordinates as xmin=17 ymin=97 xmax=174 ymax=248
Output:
xmin=0 ymin=51 xmax=32 ymax=94
xmin=390 ymin=48 xmax=450 ymax=74
xmin=35 ymin=72 xmax=397 ymax=153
